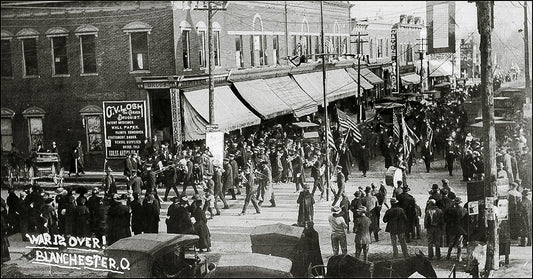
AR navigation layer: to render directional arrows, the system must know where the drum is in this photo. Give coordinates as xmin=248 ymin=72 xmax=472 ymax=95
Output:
xmin=385 ymin=166 xmax=402 ymax=187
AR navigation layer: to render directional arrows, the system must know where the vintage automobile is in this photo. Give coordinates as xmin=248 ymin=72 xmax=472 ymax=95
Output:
xmin=205 ymin=253 xmax=293 ymax=278
xmin=292 ymin=122 xmax=320 ymax=143
xmin=105 ymin=233 xmax=214 ymax=278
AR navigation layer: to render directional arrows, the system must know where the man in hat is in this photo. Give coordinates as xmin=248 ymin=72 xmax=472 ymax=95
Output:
xmin=124 ymin=153 xmax=133 ymax=181
xmin=240 ymin=164 xmax=261 ymax=215
xmin=128 ymin=192 xmax=144 ymax=235
xmin=332 ymin=166 xmax=345 ymax=205
xmin=421 ymin=140 xmax=433 ymax=173
xmin=257 ymin=160 xmax=276 ymax=207
xmin=445 ymin=197 xmax=467 ymax=261
xmin=166 ymin=196 xmax=181 ymax=233
xmin=425 ymin=199 xmax=444 ymax=260
xmin=363 ymin=186 xmax=379 ymax=242
xmin=508 ymin=182 xmax=522 ymax=240
xmin=70 ymin=140 xmax=85 ymax=176
xmin=229 ymin=154 xmax=241 ymax=195
xmin=383 ymin=197 xmax=409 ymax=258
xmin=329 ymin=206 xmax=348 ymax=255
xmin=445 ymin=139 xmax=456 ymax=176
xmin=129 ymin=171 xmax=144 ymax=196
xmin=441 ymin=179 xmax=455 ymax=199
xmin=384 ymin=136 xmax=394 ymax=169
xmin=427 ymin=184 xmax=442 ymax=208
xmin=310 ymin=153 xmax=325 ymax=200
xmin=142 ymin=193 xmax=160 ymax=233
xmin=101 ymin=167 xmax=117 ymax=197
xmin=396 ymin=185 xmax=416 ymax=242
xmin=358 ymin=142 xmax=370 ymax=177
xmin=501 ymin=148 xmax=515 ymax=182
xmin=222 ymin=158 xmax=236 ymax=200
xmin=213 ymin=164 xmax=229 ymax=211
xmin=106 ymin=194 xmax=131 ymax=245
xmin=338 ymin=144 xmax=352 ymax=181
xmin=297 ymin=184 xmax=314 ymax=226
xmin=519 ymin=189 xmax=531 ymax=246
xmin=354 ymin=206 xmax=372 ymax=262
xmin=350 ymin=191 xmax=364 ymax=228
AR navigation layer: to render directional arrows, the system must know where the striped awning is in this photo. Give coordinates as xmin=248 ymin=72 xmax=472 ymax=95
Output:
xmin=232 ymin=79 xmax=293 ymax=119
xmin=264 ymin=76 xmax=318 ymax=118
xmin=291 ymin=69 xmax=359 ymax=103
xmin=345 ymin=68 xmax=374 ymax=90
xmin=182 ymin=86 xmax=261 ymax=141
xmin=401 ymin=73 xmax=422 ymax=85
xmin=360 ymin=68 xmax=384 ymax=84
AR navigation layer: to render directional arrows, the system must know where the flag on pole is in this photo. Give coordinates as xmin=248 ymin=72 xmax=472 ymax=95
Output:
xmin=402 ymin=116 xmax=420 ymax=159
xmin=327 ymin=127 xmax=337 ymax=151
xmin=392 ymin=111 xmax=401 ymax=139
xmin=426 ymin=118 xmax=433 ymax=154
xmin=336 ymin=108 xmax=362 ymax=143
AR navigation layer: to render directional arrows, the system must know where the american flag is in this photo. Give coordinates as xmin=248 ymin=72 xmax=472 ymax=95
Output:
xmin=426 ymin=118 xmax=433 ymax=153
xmin=336 ymin=108 xmax=362 ymax=143
xmin=326 ymin=126 xmax=337 ymax=150
xmin=392 ymin=111 xmax=400 ymax=139
xmin=402 ymin=116 xmax=420 ymax=159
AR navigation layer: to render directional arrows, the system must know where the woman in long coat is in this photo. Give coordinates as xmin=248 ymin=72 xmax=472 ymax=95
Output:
xmin=358 ymin=143 xmax=370 ymax=177
xmin=74 ymin=198 xmax=90 ymax=236
xmin=40 ymin=198 xmax=58 ymax=237
xmin=297 ymin=184 xmax=315 ymax=227
xmin=63 ymin=195 xmax=76 ymax=236
xmin=190 ymin=196 xmax=211 ymax=252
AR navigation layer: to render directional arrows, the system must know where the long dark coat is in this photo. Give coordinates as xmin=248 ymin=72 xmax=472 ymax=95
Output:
xmin=107 ymin=202 xmax=131 ymax=245
xmin=176 ymin=205 xmax=194 ymax=234
xmin=383 ymin=205 xmax=407 ymax=234
xmin=222 ymin=163 xmax=234 ymax=192
xmin=397 ymin=192 xmax=417 ymax=224
xmin=297 ymin=189 xmax=315 ymax=227
xmin=339 ymin=149 xmax=352 ymax=176
xmin=74 ymin=205 xmax=91 ymax=237
xmin=64 ymin=202 xmax=76 ymax=235
xmin=166 ymin=203 xmax=180 ymax=234
xmin=190 ymin=203 xmax=211 ymax=250
xmin=444 ymin=205 xmax=467 ymax=236
xmin=142 ymin=201 xmax=160 ymax=233
xmin=40 ymin=203 xmax=58 ymax=235
xmin=129 ymin=198 xmax=144 ymax=234
xmin=358 ymin=147 xmax=370 ymax=172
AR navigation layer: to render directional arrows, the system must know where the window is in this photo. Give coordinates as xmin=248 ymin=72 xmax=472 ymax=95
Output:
xmin=22 ymin=38 xmax=38 ymax=76
xmin=385 ymin=39 xmax=389 ymax=57
xmin=198 ymin=30 xmax=206 ymax=67
xmin=273 ymin=36 xmax=279 ymax=65
xmin=213 ymin=30 xmax=220 ymax=66
xmin=1 ymin=39 xmax=12 ymax=77
xmin=235 ymin=35 xmax=244 ymax=68
xmin=51 ymin=36 xmax=68 ymax=75
xmin=314 ymin=36 xmax=320 ymax=59
xmin=80 ymin=105 xmax=103 ymax=153
xmin=131 ymin=32 xmax=149 ymax=70
xmin=182 ymin=30 xmax=191 ymax=69
xmin=261 ymin=35 xmax=268 ymax=66
xmin=377 ymin=38 xmax=382 ymax=58
xmin=1 ymin=108 xmax=15 ymax=151
xmin=407 ymin=43 xmax=413 ymax=63
xmin=80 ymin=35 xmax=97 ymax=74
xmin=369 ymin=39 xmax=373 ymax=58
xmin=22 ymin=106 xmax=45 ymax=151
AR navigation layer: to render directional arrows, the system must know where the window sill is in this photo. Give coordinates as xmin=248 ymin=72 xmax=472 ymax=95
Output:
xmin=1 ymin=76 xmax=14 ymax=80
xmin=52 ymin=74 xmax=71 ymax=78
xmin=129 ymin=70 xmax=151 ymax=74
xmin=23 ymin=75 xmax=40 ymax=79
xmin=80 ymin=73 xmax=98 ymax=77
xmin=184 ymin=69 xmax=192 ymax=72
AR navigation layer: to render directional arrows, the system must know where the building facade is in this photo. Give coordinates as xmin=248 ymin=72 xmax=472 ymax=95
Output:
xmin=2 ymin=1 xmax=370 ymax=169
xmin=392 ymin=14 xmax=424 ymax=92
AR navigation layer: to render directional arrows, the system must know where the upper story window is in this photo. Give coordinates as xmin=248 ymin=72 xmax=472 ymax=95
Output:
xmin=272 ymin=36 xmax=279 ymax=65
xmin=180 ymin=21 xmax=192 ymax=70
xmin=16 ymin=28 xmax=39 ymax=77
xmin=212 ymin=22 xmax=221 ymax=66
xmin=385 ymin=39 xmax=389 ymax=57
xmin=1 ymin=30 xmax=13 ymax=78
xmin=235 ymin=35 xmax=244 ymax=68
xmin=123 ymin=22 xmax=152 ymax=72
xmin=196 ymin=21 xmax=207 ymax=68
xmin=369 ymin=39 xmax=373 ymax=58
xmin=407 ymin=43 xmax=413 ymax=63
xmin=377 ymin=38 xmax=383 ymax=58
xmin=1 ymin=108 xmax=15 ymax=152
xmin=46 ymin=27 xmax=70 ymax=76
xmin=75 ymin=24 xmax=98 ymax=75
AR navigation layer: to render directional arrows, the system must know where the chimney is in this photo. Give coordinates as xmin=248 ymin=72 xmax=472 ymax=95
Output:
xmin=400 ymin=14 xmax=406 ymax=24
xmin=407 ymin=15 xmax=414 ymax=24
xmin=414 ymin=16 xmax=421 ymax=25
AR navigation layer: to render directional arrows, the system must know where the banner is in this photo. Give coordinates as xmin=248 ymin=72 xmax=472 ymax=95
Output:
xmin=426 ymin=1 xmax=456 ymax=54
xmin=391 ymin=29 xmax=398 ymax=92
xmin=103 ymin=101 xmax=148 ymax=159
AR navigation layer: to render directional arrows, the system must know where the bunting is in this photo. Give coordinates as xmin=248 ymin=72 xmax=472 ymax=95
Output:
xmin=392 ymin=111 xmax=401 ymax=139
xmin=402 ymin=116 xmax=420 ymax=159
xmin=336 ymin=108 xmax=362 ymax=143
xmin=327 ymin=127 xmax=337 ymax=150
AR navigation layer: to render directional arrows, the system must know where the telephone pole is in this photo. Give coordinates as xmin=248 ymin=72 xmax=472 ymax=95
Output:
xmin=208 ymin=1 xmax=214 ymax=124
xmin=320 ymin=0 xmax=330 ymax=201
xmin=417 ymin=38 xmax=426 ymax=91
xmin=476 ymin=1 xmax=499 ymax=272
xmin=524 ymin=1 xmax=530 ymax=96
xmin=350 ymin=32 xmax=368 ymax=123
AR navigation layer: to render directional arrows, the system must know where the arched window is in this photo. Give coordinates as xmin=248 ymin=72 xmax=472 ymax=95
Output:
xmin=196 ymin=21 xmax=207 ymax=68
xmin=16 ymin=28 xmax=40 ymax=77
xmin=123 ymin=22 xmax=152 ymax=72
xmin=300 ymin=18 xmax=310 ymax=58
xmin=46 ymin=27 xmax=70 ymax=76
xmin=1 ymin=30 xmax=14 ymax=77
xmin=75 ymin=25 xmax=98 ymax=75
xmin=80 ymin=105 xmax=103 ymax=153
xmin=333 ymin=22 xmax=341 ymax=56
xmin=1 ymin=108 xmax=15 ymax=151
xmin=22 ymin=106 xmax=46 ymax=151
xmin=251 ymin=14 xmax=266 ymax=66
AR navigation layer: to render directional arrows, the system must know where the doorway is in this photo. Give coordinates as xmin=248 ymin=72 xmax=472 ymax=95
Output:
xmin=149 ymin=89 xmax=173 ymax=146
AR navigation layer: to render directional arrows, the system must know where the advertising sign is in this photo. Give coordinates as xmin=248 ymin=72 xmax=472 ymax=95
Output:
xmin=103 ymin=101 xmax=148 ymax=159
xmin=497 ymin=198 xmax=508 ymax=220
xmin=426 ymin=1 xmax=456 ymax=54
xmin=205 ymin=131 xmax=224 ymax=166
xmin=391 ymin=29 xmax=398 ymax=92
xmin=469 ymin=201 xmax=479 ymax=215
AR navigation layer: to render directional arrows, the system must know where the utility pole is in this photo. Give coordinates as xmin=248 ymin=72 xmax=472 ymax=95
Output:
xmin=208 ymin=1 xmax=214 ymax=124
xmin=476 ymin=1 xmax=499 ymax=273
xmin=284 ymin=1 xmax=289 ymax=65
xmin=320 ymin=0 xmax=330 ymax=201
xmin=524 ymin=1 xmax=530 ymax=96
xmin=351 ymin=32 xmax=368 ymax=123
xmin=417 ymin=38 xmax=426 ymax=92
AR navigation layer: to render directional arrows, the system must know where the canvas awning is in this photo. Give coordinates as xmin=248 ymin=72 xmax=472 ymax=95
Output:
xmin=429 ymin=59 xmax=453 ymax=77
xmin=360 ymin=68 xmax=384 ymax=84
xmin=401 ymin=73 xmax=422 ymax=85
xmin=345 ymin=68 xmax=374 ymax=90
xmin=292 ymin=69 xmax=359 ymax=103
xmin=264 ymin=76 xmax=318 ymax=118
xmin=233 ymin=79 xmax=292 ymax=119
xmin=182 ymin=86 xmax=261 ymax=141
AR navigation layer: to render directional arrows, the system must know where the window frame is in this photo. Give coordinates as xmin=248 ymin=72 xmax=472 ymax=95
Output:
xmin=129 ymin=32 xmax=150 ymax=72
xmin=1 ymin=108 xmax=15 ymax=152
xmin=21 ymin=38 xmax=39 ymax=78
xmin=213 ymin=30 xmax=221 ymax=67
xmin=22 ymin=106 xmax=46 ymax=152
xmin=49 ymin=35 xmax=70 ymax=77
xmin=1 ymin=38 xmax=13 ymax=78
xmin=182 ymin=29 xmax=191 ymax=70
xmin=272 ymin=35 xmax=279 ymax=65
xmin=75 ymin=24 xmax=99 ymax=76
xmin=123 ymin=22 xmax=152 ymax=74
xmin=84 ymin=114 xmax=104 ymax=153
xmin=235 ymin=35 xmax=244 ymax=68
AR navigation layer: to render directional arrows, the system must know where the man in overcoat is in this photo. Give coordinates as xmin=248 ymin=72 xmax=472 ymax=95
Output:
xmin=383 ymin=198 xmax=409 ymax=258
xmin=421 ymin=140 xmax=433 ymax=173
xmin=358 ymin=143 xmax=370 ymax=177
xmin=338 ymin=145 xmax=352 ymax=181
xmin=240 ymin=164 xmax=261 ymax=215
xmin=445 ymin=197 xmax=467 ymax=261
xmin=425 ymin=199 xmax=444 ymax=260
xmin=128 ymin=193 xmax=144 ymax=235
xmin=519 ymin=189 xmax=532 ymax=246
xmin=142 ymin=193 xmax=160 ymax=233
xmin=222 ymin=158 xmax=235 ymax=200
xmin=396 ymin=186 xmax=416 ymax=243
xmin=106 ymin=195 xmax=131 ymax=245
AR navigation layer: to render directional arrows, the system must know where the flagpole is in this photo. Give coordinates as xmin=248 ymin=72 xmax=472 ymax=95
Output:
xmin=320 ymin=0 xmax=330 ymax=201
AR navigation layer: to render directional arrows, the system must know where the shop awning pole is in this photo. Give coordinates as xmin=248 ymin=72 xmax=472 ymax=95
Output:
xmin=320 ymin=0 xmax=330 ymax=201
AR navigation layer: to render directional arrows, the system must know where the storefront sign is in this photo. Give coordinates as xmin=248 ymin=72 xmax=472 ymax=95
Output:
xmin=103 ymin=101 xmax=148 ymax=159
xmin=469 ymin=201 xmax=479 ymax=215
xmin=391 ymin=29 xmax=398 ymax=93
xmin=497 ymin=198 xmax=508 ymax=220
xmin=170 ymin=88 xmax=181 ymax=144
xmin=426 ymin=1 xmax=456 ymax=54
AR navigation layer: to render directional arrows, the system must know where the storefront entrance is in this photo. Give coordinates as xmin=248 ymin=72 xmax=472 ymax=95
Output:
xmin=149 ymin=89 xmax=173 ymax=146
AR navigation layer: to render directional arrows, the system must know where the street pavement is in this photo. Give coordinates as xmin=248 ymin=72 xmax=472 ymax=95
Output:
xmin=2 ymin=155 xmax=532 ymax=278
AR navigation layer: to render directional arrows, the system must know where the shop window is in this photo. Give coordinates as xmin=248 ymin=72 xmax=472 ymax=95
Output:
xmin=273 ymin=36 xmax=279 ymax=65
xmin=80 ymin=105 xmax=103 ymax=153
xmin=75 ymin=25 xmax=99 ymax=75
xmin=182 ymin=30 xmax=191 ymax=69
xmin=51 ymin=36 xmax=69 ymax=75
xmin=235 ymin=35 xmax=244 ymax=68
xmin=1 ymin=39 xmax=13 ymax=77
xmin=123 ymin=22 xmax=152 ymax=72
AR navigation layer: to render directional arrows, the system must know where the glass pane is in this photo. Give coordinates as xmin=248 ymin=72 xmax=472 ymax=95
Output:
xmin=214 ymin=31 xmax=220 ymax=66
xmin=182 ymin=30 xmax=190 ymax=69
xmin=1 ymin=39 xmax=13 ymax=77
xmin=131 ymin=32 xmax=148 ymax=52
xmin=29 ymin=118 xmax=43 ymax=135
xmin=31 ymin=134 xmax=43 ymax=148
xmin=81 ymin=35 xmax=97 ymax=73
xmin=53 ymin=36 xmax=68 ymax=75
xmin=89 ymin=133 xmax=103 ymax=151
xmin=86 ymin=116 xmax=101 ymax=134
xmin=1 ymin=118 xmax=12 ymax=135
xmin=23 ymin=38 xmax=38 ymax=76
xmin=2 ymin=135 xmax=13 ymax=152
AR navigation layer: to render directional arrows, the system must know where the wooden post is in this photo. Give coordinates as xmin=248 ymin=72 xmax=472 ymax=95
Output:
xmin=476 ymin=1 xmax=499 ymax=272
xmin=524 ymin=1 xmax=531 ymax=97
xmin=208 ymin=1 xmax=215 ymax=124
xmin=320 ymin=0 xmax=330 ymax=201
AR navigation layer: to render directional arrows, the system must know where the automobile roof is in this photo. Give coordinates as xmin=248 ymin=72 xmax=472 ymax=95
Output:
xmin=105 ymin=234 xmax=199 ymax=255
xmin=292 ymin=122 xmax=319 ymax=128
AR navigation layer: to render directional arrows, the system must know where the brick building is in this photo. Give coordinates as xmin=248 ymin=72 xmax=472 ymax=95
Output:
xmin=1 ymin=1 xmax=390 ymax=170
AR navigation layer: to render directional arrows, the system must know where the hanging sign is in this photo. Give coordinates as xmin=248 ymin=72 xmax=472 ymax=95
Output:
xmin=469 ymin=201 xmax=479 ymax=215
xmin=426 ymin=1 xmax=456 ymax=54
xmin=103 ymin=100 xmax=148 ymax=159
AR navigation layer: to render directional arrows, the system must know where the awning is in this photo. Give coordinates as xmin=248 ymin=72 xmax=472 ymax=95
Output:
xmin=345 ymin=68 xmax=374 ymax=90
xmin=360 ymin=68 xmax=384 ymax=84
xmin=401 ymin=73 xmax=422 ymax=85
xmin=292 ymin=69 xmax=359 ymax=103
xmin=233 ymin=79 xmax=292 ymax=119
xmin=264 ymin=76 xmax=318 ymax=118
xmin=182 ymin=86 xmax=261 ymax=141
xmin=429 ymin=60 xmax=453 ymax=77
